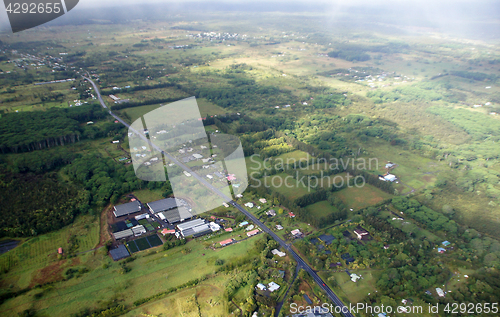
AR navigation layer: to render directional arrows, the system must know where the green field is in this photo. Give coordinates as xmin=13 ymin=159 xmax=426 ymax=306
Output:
xmin=325 ymin=269 xmax=378 ymax=303
xmin=262 ymin=173 xmax=315 ymax=200
xmin=121 ymin=97 xmax=227 ymax=123
xmin=131 ymin=189 xmax=164 ymax=203
xmin=122 ymin=275 xmax=229 ymax=317
xmin=333 ymin=184 xmax=393 ymax=210
xmin=0 ymin=215 xmax=99 ymax=276
xmin=0 ymin=233 xmax=264 ymax=316
xmin=305 ymin=200 xmax=339 ymax=218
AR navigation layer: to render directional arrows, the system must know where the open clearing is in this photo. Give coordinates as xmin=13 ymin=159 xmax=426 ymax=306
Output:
xmin=305 ymin=201 xmax=339 ymax=218
xmin=333 ymin=184 xmax=393 ymax=210
xmin=0 ymin=233 xmax=264 ymax=316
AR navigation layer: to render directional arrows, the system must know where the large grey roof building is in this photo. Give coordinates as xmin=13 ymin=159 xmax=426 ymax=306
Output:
xmin=177 ymin=218 xmax=205 ymax=231
xmin=113 ymin=201 xmax=141 ymax=217
xmin=147 ymin=198 xmax=183 ymax=214
xmin=158 ymin=206 xmax=193 ymax=223
xmin=177 ymin=218 xmax=211 ymax=238
xmin=113 ymin=229 xmax=133 ymax=240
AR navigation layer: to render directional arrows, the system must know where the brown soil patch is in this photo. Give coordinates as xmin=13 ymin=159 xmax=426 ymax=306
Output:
xmin=97 ymin=204 xmax=112 ymax=248
xmin=30 ymin=260 xmax=67 ymax=287
xmin=422 ymin=174 xmax=435 ymax=183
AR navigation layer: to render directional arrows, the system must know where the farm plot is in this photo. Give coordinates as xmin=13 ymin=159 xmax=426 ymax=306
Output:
xmin=127 ymin=241 xmax=139 ymax=253
xmin=305 ymin=201 xmax=339 ymax=218
xmin=147 ymin=234 xmax=163 ymax=247
xmin=333 ymin=184 xmax=393 ymax=210
xmin=262 ymin=173 xmax=315 ymax=201
xmin=128 ymin=234 xmax=163 ymax=253
xmin=135 ymin=237 xmax=152 ymax=251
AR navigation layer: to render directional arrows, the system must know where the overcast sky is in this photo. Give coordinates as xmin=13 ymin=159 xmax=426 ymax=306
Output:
xmin=0 ymin=0 xmax=498 ymax=38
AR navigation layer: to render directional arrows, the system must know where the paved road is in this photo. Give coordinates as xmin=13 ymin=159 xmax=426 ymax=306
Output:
xmin=84 ymin=76 xmax=355 ymax=317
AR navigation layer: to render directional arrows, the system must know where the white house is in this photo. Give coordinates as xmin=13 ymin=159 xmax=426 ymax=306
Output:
xmin=383 ymin=174 xmax=397 ymax=182
xmin=291 ymin=229 xmax=302 ymax=237
xmin=271 ymin=249 xmax=286 ymax=257
xmin=436 ymin=288 xmax=445 ymax=297
xmin=350 ymin=273 xmax=360 ymax=282
xmin=256 ymin=283 xmax=266 ymax=291
xmin=268 ymin=282 xmax=280 ymax=292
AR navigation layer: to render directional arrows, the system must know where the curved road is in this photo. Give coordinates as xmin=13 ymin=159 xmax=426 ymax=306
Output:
xmin=84 ymin=76 xmax=355 ymax=317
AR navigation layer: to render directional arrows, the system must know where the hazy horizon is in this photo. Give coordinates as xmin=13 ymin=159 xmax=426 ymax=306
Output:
xmin=0 ymin=0 xmax=499 ymax=41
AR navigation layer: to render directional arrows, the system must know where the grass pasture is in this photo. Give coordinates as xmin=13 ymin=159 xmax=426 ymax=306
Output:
xmin=0 ymin=215 xmax=99 ymax=276
xmin=131 ymin=189 xmax=164 ymax=203
xmin=123 ymin=275 xmax=229 ymax=317
xmin=0 ymin=233 xmax=264 ymax=316
xmin=305 ymin=200 xmax=339 ymax=219
xmin=120 ymin=97 xmax=227 ymax=123
xmin=262 ymin=173 xmax=315 ymax=201
xmin=326 ymin=269 xmax=378 ymax=303
xmin=333 ymin=184 xmax=393 ymax=210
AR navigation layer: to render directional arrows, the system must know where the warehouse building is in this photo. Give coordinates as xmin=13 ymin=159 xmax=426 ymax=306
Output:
xmin=147 ymin=198 xmax=187 ymax=214
xmin=177 ymin=219 xmax=212 ymax=238
xmin=113 ymin=229 xmax=133 ymax=240
xmin=113 ymin=201 xmax=142 ymax=218
xmin=157 ymin=206 xmax=193 ymax=223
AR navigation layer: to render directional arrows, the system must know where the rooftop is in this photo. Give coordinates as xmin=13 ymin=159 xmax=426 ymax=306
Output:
xmin=219 ymin=238 xmax=234 ymax=246
xmin=147 ymin=198 xmax=181 ymax=213
xmin=158 ymin=206 xmax=193 ymax=223
xmin=177 ymin=218 xmax=206 ymax=231
xmin=318 ymin=234 xmax=336 ymax=245
xmin=113 ymin=201 xmax=141 ymax=217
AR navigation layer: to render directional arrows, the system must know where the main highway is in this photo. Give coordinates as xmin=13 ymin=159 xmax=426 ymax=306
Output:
xmin=84 ymin=75 xmax=355 ymax=317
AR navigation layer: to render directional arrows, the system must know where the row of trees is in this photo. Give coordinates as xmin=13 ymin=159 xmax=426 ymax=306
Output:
xmin=392 ymin=197 xmax=458 ymax=234
xmin=0 ymin=104 xmax=107 ymax=153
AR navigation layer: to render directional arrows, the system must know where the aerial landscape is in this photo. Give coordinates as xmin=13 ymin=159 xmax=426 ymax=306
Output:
xmin=0 ymin=1 xmax=499 ymax=316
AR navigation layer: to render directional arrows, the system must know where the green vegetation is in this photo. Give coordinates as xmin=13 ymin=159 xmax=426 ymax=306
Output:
xmin=0 ymin=104 xmax=107 ymax=153
xmin=0 ymin=7 xmax=499 ymax=317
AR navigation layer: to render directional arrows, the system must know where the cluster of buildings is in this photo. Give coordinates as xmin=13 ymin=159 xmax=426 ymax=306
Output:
xmin=112 ymin=197 xmax=228 ymax=243
xmin=187 ymin=32 xmax=247 ymax=42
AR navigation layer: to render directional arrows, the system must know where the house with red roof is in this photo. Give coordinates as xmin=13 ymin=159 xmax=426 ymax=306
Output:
xmin=219 ymin=238 xmax=234 ymax=247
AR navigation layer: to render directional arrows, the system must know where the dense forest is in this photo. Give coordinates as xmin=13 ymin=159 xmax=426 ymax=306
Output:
xmin=0 ymin=168 xmax=88 ymax=237
xmin=64 ymin=154 xmax=172 ymax=207
xmin=0 ymin=104 xmax=108 ymax=153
